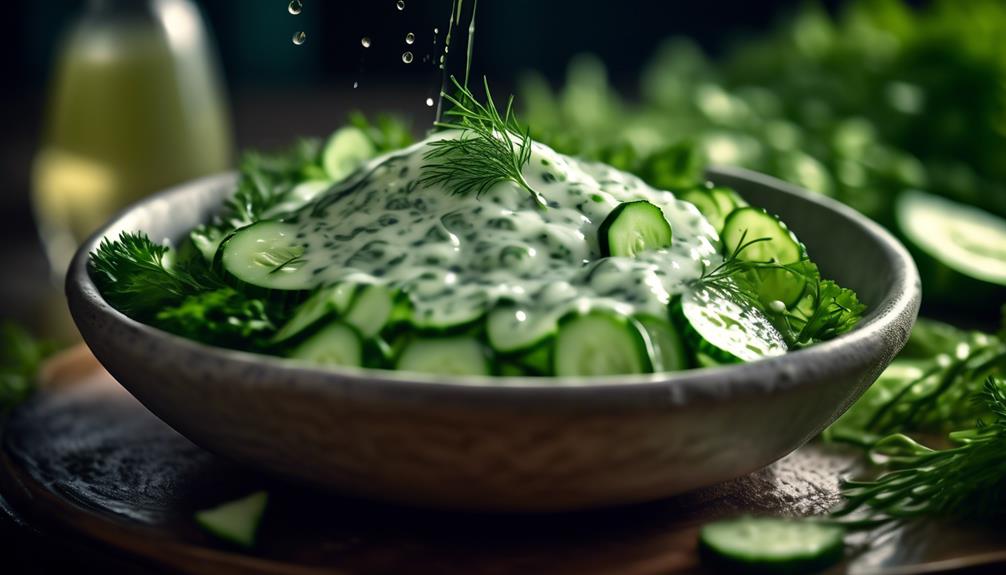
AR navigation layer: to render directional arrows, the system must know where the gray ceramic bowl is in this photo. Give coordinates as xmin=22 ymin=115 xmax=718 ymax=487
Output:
xmin=66 ymin=166 xmax=920 ymax=511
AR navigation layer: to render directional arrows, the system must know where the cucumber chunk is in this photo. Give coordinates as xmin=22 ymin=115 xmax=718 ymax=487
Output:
xmin=487 ymin=306 xmax=558 ymax=355
xmin=272 ymin=284 xmax=357 ymax=343
xmin=679 ymin=189 xmax=724 ymax=232
xmin=323 ymin=126 xmax=376 ymax=182
xmin=637 ymin=315 xmax=688 ymax=372
xmin=195 ymin=491 xmax=269 ymax=549
xmin=699 ymin=516 xmax=845 ymax=574
xmin=218 ymin=221 xmax=315 ymax=292
xmin=287 ymin=322 xmax=363 ymax=367
xmin=721 ymin=208 xmax=807 ymax=306
xmin=396 ymin=336 xmax=490 ymax=376
xmin=598 ymin=201 xmax=673 ymax=257
xmin=553 ymin=313 xmax=652 ymax=376
xmin=679 ymin=286 xmax=788 ymax=364
xmin=344 ymin=284 xmax=396 ymax=338
xmin=722 ymin=207 xmax=803 ymax=264
xmin=896 ymin=190 xmax=1006 ymax=286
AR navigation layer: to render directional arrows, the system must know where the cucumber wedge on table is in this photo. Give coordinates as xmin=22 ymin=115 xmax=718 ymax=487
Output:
xmin=721 ymin=207 xmax=808 ymax=307
xmin=677 ymin=286 xmax=788 ymax=364
xmin=896 ymin=190 xmax=1006 ymax=302
xmin=396 ymin=336 xmax=490 ymax=376
xmin=323 ymin=126 xmax=376 ymax=182
xmin=699 ymin=516 xmax=845 ymax=574
xmin=287 ymin=322 xmax=363 ymax=367
xmin=217 ymin=221 xmax=315 ymax=295
xmin=195 ymin=491 xmax=269 ymax=549
xmin=553 ymin=312 xmax=652 ymax=376
xmin=598 ymin=201 xmax=673 ymax=257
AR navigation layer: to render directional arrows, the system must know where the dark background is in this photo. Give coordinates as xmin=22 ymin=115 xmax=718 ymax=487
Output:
xmin=0 ymin=0 xmax=895 ymax=330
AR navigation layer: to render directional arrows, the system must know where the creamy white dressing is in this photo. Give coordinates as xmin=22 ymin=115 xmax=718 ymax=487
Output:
xmin=280 ymin=133 xmax=721 ymax=330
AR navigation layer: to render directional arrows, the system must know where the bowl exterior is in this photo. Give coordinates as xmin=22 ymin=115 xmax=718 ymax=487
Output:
xmin=67 ymin=168 xmax=920 ymax=511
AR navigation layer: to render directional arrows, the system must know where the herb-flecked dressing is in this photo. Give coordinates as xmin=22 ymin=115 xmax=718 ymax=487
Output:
xmin=276 ymin=132 xmax=721 ymax=330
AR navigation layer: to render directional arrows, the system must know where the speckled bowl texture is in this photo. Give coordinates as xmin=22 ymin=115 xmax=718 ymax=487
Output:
xmin=67 ymin=166 xmax=920 ymax=511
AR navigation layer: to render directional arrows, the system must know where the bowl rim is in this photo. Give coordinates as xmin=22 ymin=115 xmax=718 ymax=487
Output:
xmin=67 ymin=165 xmax=920 ymax=405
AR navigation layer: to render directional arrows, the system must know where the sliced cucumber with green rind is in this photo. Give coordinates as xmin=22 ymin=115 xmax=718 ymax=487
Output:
xmin=194 ymin=491 xmax=269 ymax=549
xmin=487 ymin=306 xmax=558 ymax=355
xmin=637 ymin=315 xmax=688 ymax=372
xmin=271 ymin=283 xmax=357 ymax=344
xmin=344 ymin=284 xmax=396 ymax=338
xmin=323 ymin=126 xmax=376 ymax=182
xmin=396 ymin=336 xmax=490 ymax=376
xmin=896 ymin=190 xmax=1006 ymax=286
xmin=218 ymin=221 xmax=316 ymax=293
xmin=598 ymin=201 xmax=673 ymax=257
xmin=678 ymin=286 xmax=788 ymax=364
xmin=709 ymin=186 xmax=748 ymax=214
xmin=722 ymin=207 xmax=803 ymax=264
xmin=287 ymin=322 xmax=363 ymax=367
xmin=553 ymin=312 xmax=652 ymax=376
xmin=699 ymin=516 xmax=845 ymax=574
xmin=679 ymin=189 xmax=724 ymax=232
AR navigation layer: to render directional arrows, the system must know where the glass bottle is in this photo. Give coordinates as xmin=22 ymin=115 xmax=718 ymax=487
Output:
xmin=32 ymin=0 xmax=233 ymax=277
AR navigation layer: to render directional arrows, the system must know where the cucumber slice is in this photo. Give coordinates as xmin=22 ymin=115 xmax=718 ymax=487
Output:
xmin=721 ymin=208 xmax=807 ymax=306
xmin=722 ymin=207 xmax=803 ymax=264
xmin=272 ymin=284 xmax=357 ymax=344
xmin=896 ymin=190 xmax=1006 ymax=287
xmin=344 ymin=284 xmax=396 ymax=338
xmin=323 ymin=126 xmax=376 ymax=182
xmin=553 ymin=313 xmax=652 ymax=376
xmin=287 ymin=322 xmax=363 ymax=367
xmin=637 ymin=315 xmax=688 ymax=372
xmin=679 ymin=189 xmax=725 ymax=233
xmin=486 ymin=306 xmax=558 ymax=355
xmin=709 ymin=186 xmax=748 ymax=213
xmin=396 ymin=336 xmax=490 ymax=376
xmin=194 ymin=491 xmax=269 ymax=549
xmin=598 ymin=201 xmax=673 ymax=257
xmin=699 ymin=516 xmax=845 ymax=574
xmin=218 ymin=221 xmax=315 ymax=293
xmin=679 ymin=286 xmax=788 ymax=364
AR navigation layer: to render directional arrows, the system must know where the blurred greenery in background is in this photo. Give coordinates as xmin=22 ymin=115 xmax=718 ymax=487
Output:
xmin=519 ymin=0 xmax=1006 ymax=311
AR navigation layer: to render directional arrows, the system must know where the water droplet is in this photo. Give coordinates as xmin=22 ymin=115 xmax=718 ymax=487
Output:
xmin=288 ymin=0 xmax=302 ymax=15
xmin=360 ymin=36 xmax=371 ymax=48
xmin=434 ymin=27 xmax=439 ymax=34
xmin=425 ymin=97 xmax=434 ymax=107
xmin=292 ymin=31 xmax=307 ymax=45
xmin=353 ymin=81 xmax=359 ymax=89
xmin=405 ymin=32 xmax=415 ymax=45
xmin=402 ymin=51 xmax=414 ymax=64
xmin=396 ymin=0 xmax=405 ymax=10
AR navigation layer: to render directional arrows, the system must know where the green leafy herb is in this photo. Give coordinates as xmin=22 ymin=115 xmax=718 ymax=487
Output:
xmin=834 ymin=377 xmax=1006 ymax=526
xmin=422 ymin=76 xmax=545 ymax=207
xmin=154 ymin=289 xmax=274 ymax=348
xmin=90 ymin=232 xmax=221 ymax=318
xmin=0 ymin=323 xmax=58 ymax=411
xmin=696 ymin=231 xmax=865 ymax=347
xmin=349 ymin=112 xmax=415 ymax=154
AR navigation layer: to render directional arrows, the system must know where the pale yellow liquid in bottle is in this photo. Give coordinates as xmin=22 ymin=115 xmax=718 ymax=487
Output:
xmin=33 ymin=0 xmax=232 ymax=276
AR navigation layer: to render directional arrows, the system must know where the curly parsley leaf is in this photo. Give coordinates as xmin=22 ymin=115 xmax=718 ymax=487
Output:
xmin=154 ymin=289 xmax=275 ymax=349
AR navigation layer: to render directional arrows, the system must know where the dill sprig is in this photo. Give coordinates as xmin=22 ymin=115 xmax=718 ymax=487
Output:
xmin=90 ymin=232 xmax=222 ymax=318
xmin=833 ymin=377 xmax=1006 ymax=527
xmin=694 ymin=229 xmax=864 ymax=347
xmin=421 ymin=76 xmax=546 ymax=207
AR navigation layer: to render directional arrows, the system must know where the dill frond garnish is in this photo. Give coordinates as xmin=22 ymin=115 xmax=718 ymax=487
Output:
xmin=421 ymin=76 xmax=546 ymax=207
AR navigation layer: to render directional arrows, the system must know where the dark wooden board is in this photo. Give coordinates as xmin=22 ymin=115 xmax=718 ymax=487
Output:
xmin=1 ymin=348 xmax=1004 ymax=575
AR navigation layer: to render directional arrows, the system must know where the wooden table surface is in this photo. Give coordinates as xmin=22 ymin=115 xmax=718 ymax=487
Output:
xmin=1 ymin=347 xmax=1004 ymax=575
